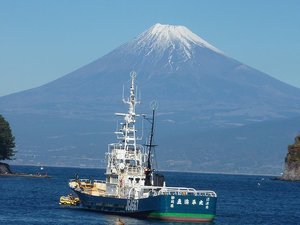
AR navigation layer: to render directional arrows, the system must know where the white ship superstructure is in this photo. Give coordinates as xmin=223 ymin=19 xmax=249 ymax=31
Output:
xmin=105 ymin=71 xmax=148 ymax=198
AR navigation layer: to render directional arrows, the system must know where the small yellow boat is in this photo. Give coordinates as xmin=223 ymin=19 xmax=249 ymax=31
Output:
xmin=59 ymin=194 xmax=80 ymax=206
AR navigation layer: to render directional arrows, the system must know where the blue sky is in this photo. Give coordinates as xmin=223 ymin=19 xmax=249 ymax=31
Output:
xmin=0 ymin=0 xmax=300 ymax=96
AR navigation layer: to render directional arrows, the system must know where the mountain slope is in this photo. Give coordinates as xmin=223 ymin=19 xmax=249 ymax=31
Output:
xmin=1 ymin=23 xmax=300 ymax=173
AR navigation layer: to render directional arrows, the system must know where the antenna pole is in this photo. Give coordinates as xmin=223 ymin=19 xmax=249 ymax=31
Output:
xmin=147 ymin=108 xmax=155 ymax=170
xmin=145 ymin=101 xmax=158 ymax=186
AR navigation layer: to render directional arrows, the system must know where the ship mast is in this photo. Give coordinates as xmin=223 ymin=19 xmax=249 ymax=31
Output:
xmin=144 ymin=101 xmax=158 ymax=186
xmin=116 ymin=71 xmax=140 ymax=151
xmin=105 ymin=71 xmax=145 ymax=195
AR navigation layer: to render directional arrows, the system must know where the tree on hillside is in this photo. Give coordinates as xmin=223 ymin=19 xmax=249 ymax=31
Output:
xmin=0 ymin=114 xmax=16 ymax=160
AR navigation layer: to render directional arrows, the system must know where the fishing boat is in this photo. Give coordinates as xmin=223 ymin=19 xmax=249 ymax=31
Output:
xmin=68 ymin=72 xmax=217 ymax=222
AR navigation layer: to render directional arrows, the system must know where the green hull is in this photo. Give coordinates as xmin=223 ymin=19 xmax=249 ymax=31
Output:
xmin=149 ymin=212 xmax=215 ymax=222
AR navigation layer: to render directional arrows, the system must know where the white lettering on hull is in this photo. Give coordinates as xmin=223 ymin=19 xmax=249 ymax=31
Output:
xmin=125 ymin=199 xmax=139 ymax=211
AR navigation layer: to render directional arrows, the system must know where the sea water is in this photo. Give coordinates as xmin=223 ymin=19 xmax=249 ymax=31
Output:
xmin=0 ymin=166 xmax=299 ymax=225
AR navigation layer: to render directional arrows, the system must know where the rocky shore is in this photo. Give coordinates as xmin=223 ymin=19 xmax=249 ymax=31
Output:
xmin=280 ymin=135 xmax=300 ymax=181
xmin=0 ymin=162 xmax=50 ymax=178
xmin=0 ymin=162 xmax=12 ymax=174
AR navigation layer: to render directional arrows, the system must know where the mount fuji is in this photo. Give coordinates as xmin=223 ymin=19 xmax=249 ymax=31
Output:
xmin=1 ymin=23 xmax=300 ymax=174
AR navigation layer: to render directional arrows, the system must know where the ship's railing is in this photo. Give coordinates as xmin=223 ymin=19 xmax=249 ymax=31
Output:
xmin=93 ymin=180 xmax=106 ymax=184
xmin=69 ymin=178 xmax=91 ymax=184
xmin=108 ymin=143 xmax=144 ymax=152
xmin=127 ymin=186 xmax=217 ymax=199
xmin=69 ymin=179 xmax=106 ymax=188
xmin=157 ymin=186 xmax=217 ymax=197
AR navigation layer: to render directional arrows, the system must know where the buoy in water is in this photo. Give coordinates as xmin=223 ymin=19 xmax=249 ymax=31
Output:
xmin=115 ymin=218 xmax=125 ymax=225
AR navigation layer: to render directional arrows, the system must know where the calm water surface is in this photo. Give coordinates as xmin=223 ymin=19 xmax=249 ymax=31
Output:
xmin=0 ymin=166 xmax=299 ymax=225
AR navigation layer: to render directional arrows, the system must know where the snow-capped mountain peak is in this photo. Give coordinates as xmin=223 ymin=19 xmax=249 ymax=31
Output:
xmin=130 ymin=23 xmax=223 ymax=60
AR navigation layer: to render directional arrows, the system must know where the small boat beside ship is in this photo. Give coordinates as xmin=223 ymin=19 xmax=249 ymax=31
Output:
xmin=68 ymin=72 xmax=217 ymax=222
xmin=59 ymin=194 xmax=80 ymax=206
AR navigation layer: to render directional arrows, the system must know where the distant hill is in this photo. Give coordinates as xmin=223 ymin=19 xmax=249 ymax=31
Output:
xmin=1 ymin=23 xmax=300 ymax=174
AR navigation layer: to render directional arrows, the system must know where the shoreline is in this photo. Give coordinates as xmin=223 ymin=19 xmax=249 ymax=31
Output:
xmin=0 ymin=172 xmax=50 ymax=178
xmin=8 ymin=163 xmax=280 ymax=177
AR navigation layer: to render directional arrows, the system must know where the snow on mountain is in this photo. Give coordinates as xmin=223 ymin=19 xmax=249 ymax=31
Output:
xmin=136 ymin=23 xmax=223 ymax=54
xmin=126 ymin=23 xmax=223 ymax=66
